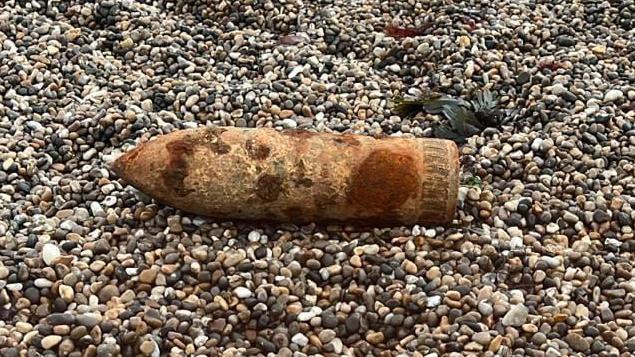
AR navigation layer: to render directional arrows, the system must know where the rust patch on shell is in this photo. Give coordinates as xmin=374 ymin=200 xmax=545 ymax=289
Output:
xmin=163 ymin=138 xmax=195 ymax=196
xmin=333 ymin=134 xmax=361 ymax=146
xmin=347 ymin=149 xmax=419 ymax=214
xmin=245 ymin=139 xmax=270 ymax=160
xmin=255 ymin=174 xmax=284 ymax=202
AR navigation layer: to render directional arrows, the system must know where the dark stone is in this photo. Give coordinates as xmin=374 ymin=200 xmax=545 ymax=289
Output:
xmin=254 ymin=246 xmax=267 ymax=259
xmin=593 ymin=210 xmax=610 ymax=223
xmin=562 ymin=90 xmax=577 ymax=102
xmin=61 ymin=241 xmax=78 ymax=251
xmin=257 ymin=337 xmax=277 ymax=353
xmin=53 ymin=298 xmax=67 ymax=312
xmin=47 ymin=312 xmax=76 ymax=325
xmin=345 ymin=313 xmax=361 ymax=334
xmin=26 ymin=235 xmax=38 ymax=248
xmin=616 ymin=212 xmax=632 ymax=226
xmin=557 ymin=36 xmax=576 ymax=46
xmin=582 ymin=132 xmax=598 ymax=145
xmin=76 ymin=314 xmax=101 ymax=328
xmin=389 ymin=314 xmax=404 ymax=326
xmin=517 ymin=71 xmax=531 ymax=84
xmin=584 ymin=325 xmax=600 ymax=337
xmin=0 ymin=348 xmax=19 ymax=357
xmin=93 ymin=239 xmax=111 ymax=254
xmin=70 ymin=326 xmax=88 ymax=340
xmin=96 ymin=343 xmax=119 ymax=357
xmin=321 ymin=311 xmax=338 ymax=328
xmin=591 ymin=340 xmax=605 ymax=353
xmin=24 ymin=287 xmax=40 ymax=304
xmin=600 ymin=307 xmax=614 ymax=322
xmin=143 ymin=308 xmax=163 ymax=329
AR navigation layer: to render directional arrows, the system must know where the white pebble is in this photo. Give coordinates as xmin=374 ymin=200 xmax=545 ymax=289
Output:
xmin=281 ymin=118 xmax=297 ymax=128
xmin=288 ymin=65 xmax=305 ymax=79
xmin=194 ymin=335 xmax=208 ymax=347
xmin=502 ymin=304 xmax=528 ymax=326
xmin=504 ymin=200 xmax=519 ymax=212
xmin=234 ymin=286 xmax=252 ymax=298
xmin=546 ymin=223 xmax=559 ymax=234
xmin=42 ymin=243 xmax=61 ymax=266
xmin=362 ymin=244 xmax=380 ymax=255
xmin=427 ymin=295 xmax=441 ymax=308
xmin=291 ymin=333 xmax=309 ymax=346
xmin=103 ymin=196 xmax=117 ymax=207
xmin=510 ymin=237 xmax=524 ymax=250
xmin=604 ymin=89 xmax=624 ymax=103
xmin=297 ymin=311 xmax=316 ymax=321
xmin=247 ymin=230 xmax=261 ymax=242
xmin=6 ymin=283 xmax=23 ymax=291
xmin=34 ymin=278 xmax=53 ymax=288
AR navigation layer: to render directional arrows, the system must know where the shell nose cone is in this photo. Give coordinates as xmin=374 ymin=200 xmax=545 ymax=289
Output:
xmin=111 ymin=145 xmax=144 ymax=183
xmin=111 ymin=154 xmax=126 ymax=179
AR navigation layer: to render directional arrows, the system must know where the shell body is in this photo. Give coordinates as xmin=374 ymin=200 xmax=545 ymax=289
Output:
xmin=112 ymin=127 xmax=460 ymax=226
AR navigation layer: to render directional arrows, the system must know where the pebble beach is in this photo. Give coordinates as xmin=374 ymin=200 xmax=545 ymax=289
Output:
xmin=0 ymin=0 xmax=634 ymax=356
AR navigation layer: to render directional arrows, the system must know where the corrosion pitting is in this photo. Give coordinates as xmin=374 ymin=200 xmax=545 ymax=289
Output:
xmin=333 ymin=134 xmax=361 ymax=146
xmin=197 ymin=127 xmax=230 ymax=154
xmin=347 ymin=149 xmax=419 ymax=215
xmin=283 ymin=205 xmax=316 ymax=222
xmin=314 ymin=188 xmax=338 ymax=210
xmin=292 ymin=159 xmax=314 ymax=188
xmin=245 ymin=138 xmax=270 ymax=160
xmin=255 ymin=173 xmax=284 ymax=202
xmin=282 ymin=129 xmax=319 ymax=140
xmin=163 ymin=138 xmax=195 ymax=196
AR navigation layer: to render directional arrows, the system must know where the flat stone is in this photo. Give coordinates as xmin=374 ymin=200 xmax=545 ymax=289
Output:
xmin=98 ymin=285 xmax=120 ymax=303
xmin=41 ymin=335 xmax=62 ymax=349
xmin=502 ymin=304 xmax=528 ymax=327
xmin=143 ymin=309 xmax=163 ymax=329
xmin=223 ymin=250 xmax=246 ymax=267
xmin=76 ymin=313 xmax=101 ymax=328
xmin=191 ymin=246 xmax=208 ymax=261
xmin=566 ymin=333 xmax=590 ymax=352
xmin=472 ymin=331 xmax=492 ymax=346
xmin=279 ymin=110 xmax=294 ymax=119
xmin=139 ymin=269 xmax=158 ymax=284
xmin=47 ymin=313 xmax=75 ymax=325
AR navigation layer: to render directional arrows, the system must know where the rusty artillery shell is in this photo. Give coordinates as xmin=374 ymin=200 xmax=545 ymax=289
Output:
xmin=112 ymin=126 xmax=460 ymax=226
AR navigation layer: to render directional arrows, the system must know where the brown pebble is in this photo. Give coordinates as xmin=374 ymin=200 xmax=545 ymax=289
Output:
xmin=139 ymin=340 xmax=155 ymax=356
xmin=366 ymin=331 xmax=384 ymax=344
xmin=138 ymin=268 xmax=158 ymax=284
